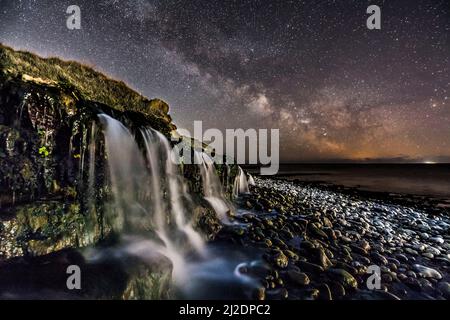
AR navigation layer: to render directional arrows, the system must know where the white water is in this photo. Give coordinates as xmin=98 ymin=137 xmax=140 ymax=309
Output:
xmin=98 ymin=114 xmax=205 ymax=282
xmin=140 ymin=128 xmax=205 ymax=256
xmin=233 ymin=166 xmax=250 ymax=196
xmin=97 ymin=114 xmax=260 ymax=295
xmin=194 ymin=151 xmax=232 ymax=223
xmin=98 ymin=114 xmax=146 ymax=231
xmin=87 ymin=122 xmax=97 ymax=211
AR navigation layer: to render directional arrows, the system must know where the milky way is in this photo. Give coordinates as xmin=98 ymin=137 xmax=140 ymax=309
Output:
xmin=1 ymin=0 xmax=449 ymax=162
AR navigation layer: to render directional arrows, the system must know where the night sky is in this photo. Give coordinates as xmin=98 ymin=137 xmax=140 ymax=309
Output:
xmin=1 ymin=0 xmax=449 ymax=162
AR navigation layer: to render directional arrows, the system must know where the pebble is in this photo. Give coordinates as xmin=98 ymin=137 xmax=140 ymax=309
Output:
xmin=312 ymin=248 xmax=332 ymax=269
xmin=437 ymin=282 xmax=450 ymax=299
xmin=430 ymin=236 xmax=444 ymax=244
xmin=329 ymin=282 xmax=346 ymax=299
xmin=327 ymin=268 xmax=358 ymax=289
xmin=405 ymin=248 xmax=419 ymax=256
xmin=422 ymin=252 xmax=434 ymax=259
xmin=297 ymin=261 xmax=324 ymax=273
xmin=371 ymin=252 xmax=388 ymax=265
xmin=412 ymin=264 xmax=442 ymax=280
xmin=251 ymin=177 xmax=449 ymax=300
xmin=317 ymin=283 xmax=333 ymax=300
xmin=271 ymin=250 xmax=289 ymax=268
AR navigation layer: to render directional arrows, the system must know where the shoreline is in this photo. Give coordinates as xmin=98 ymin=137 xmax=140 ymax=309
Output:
xmin=273 ymin=176 xmax=450 ymax=215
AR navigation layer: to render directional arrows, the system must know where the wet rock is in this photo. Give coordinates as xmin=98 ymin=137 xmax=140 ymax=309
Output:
xmin=413 ymin=243 xmax=426 ymax=252
xmin=322 ymin=217 xmax=333 ymax=228
xmin=425 ymin=247 xmax=441 ymax=255
xmin=359 ymin=256 xmax=371 ymax=265
xmin=406 ymin=270 xmax=416 ymax=278
xmin=404 ymin=248 xmax=419 ymax=256
xmin=405 ymin=277 xmax=422 ymax=290
xmin=232 ymin=226 xmax=246 ymax=236
xmin=266 ymin=288 xmax=288 ymax=300
xmin=381 ymin=273 xmax=393 ymax=283
xmin=323 ymin=228 xmax=337 ymax=240
xmin=264 ymin=239 xmax=273 ymax=248
xmin=354 ymin=290 xmax=401 ymax=300
xmin=297 ymin=260 xmax=324 ymax=274
xmin=397 ymin=273 xmax=407 ymax=281
xmin=387 ymin=258 xmax=401 ymax=267
xmin=254 ymin=286 xmax=266 ymax=300
xmin=430 ymin=236 xmax=444 ymax=244
xmin=287 ymin=270 xmax=310 ymax=286
xmin=311 ymin=248 xmax=332 ymax=269
xmin=329 ymin=282 xmax=346 ymax=299
xmin=422 ymin=252 xmax=434 ymax=259
xmin=327 ymin=268 xmax=358 ymax=289
xmin=396 ymin=254 xmax=409 ymax=263
xmin=305 ymin=288 xmax=320 ymax=300
xmin=270 ymin=250 xmax=289 ymax=269
xmin=284 ymin=250 xmax=299 ymax=262
xmin=437 ymin=281 xmax=450 ymax=299
xmin=371 ymin=252 xmax=388 ymax=265
xmin=317 ymin=283 xmax=332 ymax=300
xmin=301 ymin=239 xmax=316 ymax=251
xmin=308 ymin=222 xmax=328 ymax=239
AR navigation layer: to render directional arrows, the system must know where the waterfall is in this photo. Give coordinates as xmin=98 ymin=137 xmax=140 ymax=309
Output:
xmin=88 ymin=114 xmax=262 ymax=296
xmin=98 ymin=114 xmax=205 ymax=282
xmin=98 ymin=114 xmax=147 ymax=231
xmin=248 ymin=173 xmax=255 ymax=186
xmin=194 ymin=151 xmax=232 ymax=223
xmin=87 ymin=122 xmax=97 ymax=211
xmin=233 ymin=166 xmax=250 ymax=196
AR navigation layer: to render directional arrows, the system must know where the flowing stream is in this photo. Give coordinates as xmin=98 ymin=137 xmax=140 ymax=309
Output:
xmin=195 ymin=151 xmax=233 ymax=223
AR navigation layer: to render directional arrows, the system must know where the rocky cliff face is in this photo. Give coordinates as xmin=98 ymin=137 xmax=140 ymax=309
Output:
xmin=0 ymin=44 xmax=234 ymax=263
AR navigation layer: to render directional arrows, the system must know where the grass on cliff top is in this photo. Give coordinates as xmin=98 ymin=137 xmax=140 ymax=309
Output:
xmin=0 ymin=43 xmax=170 ymax=119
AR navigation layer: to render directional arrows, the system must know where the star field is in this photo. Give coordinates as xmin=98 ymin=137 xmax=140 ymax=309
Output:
xmin=1 ymin=0 xmax=449 ymax=162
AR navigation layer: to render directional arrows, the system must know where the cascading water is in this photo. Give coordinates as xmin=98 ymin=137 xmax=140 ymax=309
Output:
xmin=233 ymin=166 xmax=250 ymax=196
xmin=140 ymin=128 xmax=205 ymax=255
xmin=194 ymin=151 xmax=232 ymax=223
xmin=98 ymin=114 xmax=205 ymax=282
xmin=98 ymin=114 xmax=147 ymax=231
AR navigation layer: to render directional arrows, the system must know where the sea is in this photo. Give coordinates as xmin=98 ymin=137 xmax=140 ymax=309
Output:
xmin=246 ymin=163 xmax=450 ymax=199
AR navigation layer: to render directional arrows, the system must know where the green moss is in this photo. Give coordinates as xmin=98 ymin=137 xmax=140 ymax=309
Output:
xmin=1 ymin=201 xmax=103 ymax=258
